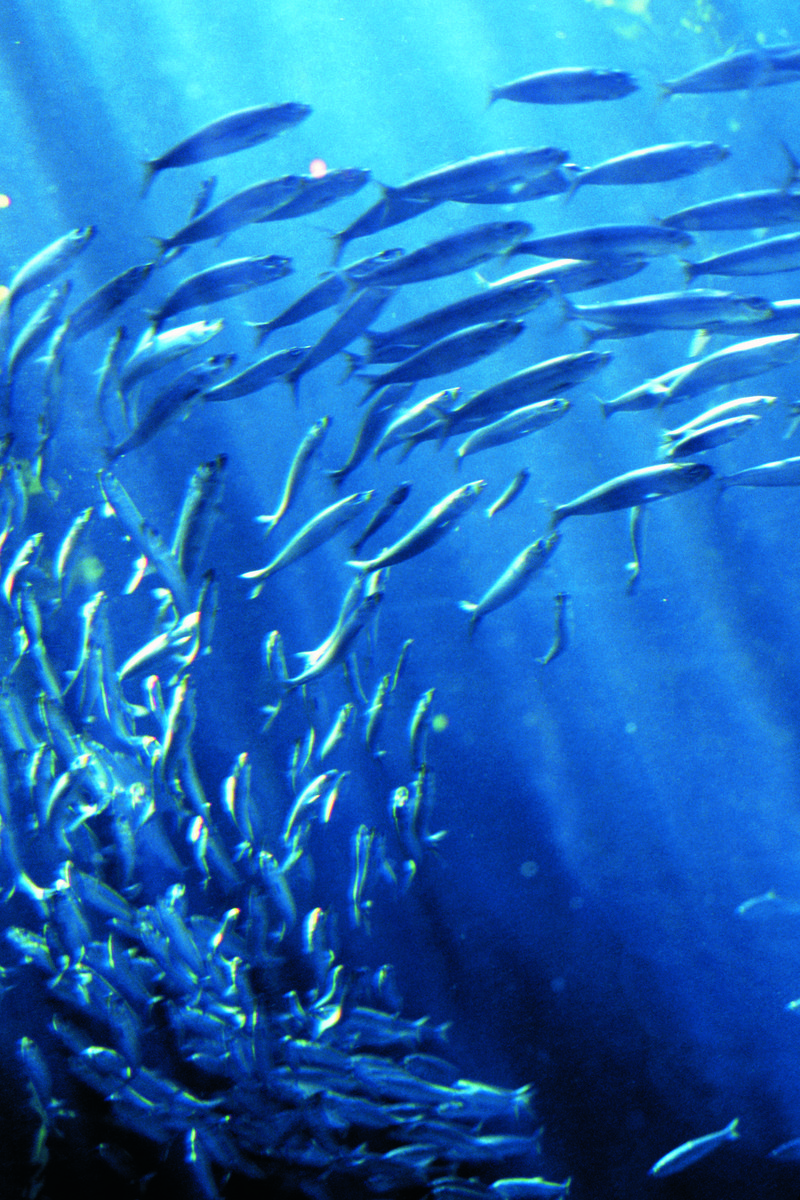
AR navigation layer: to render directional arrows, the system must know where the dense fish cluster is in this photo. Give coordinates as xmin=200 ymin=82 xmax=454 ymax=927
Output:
xmin=7 ymin=35 xmax=800 ymax=1197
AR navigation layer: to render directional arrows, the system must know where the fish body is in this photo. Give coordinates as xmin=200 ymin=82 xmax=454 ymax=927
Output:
xmin=256 ymin=416 xmax=331 ymax=536
xmin=486 ymin=469 xmax=530 ymax=518
xmin=356 ymin=221 xmax=532 ymax=290
xmin=151 ymin=256 xmax=292 ymax=328
xmin=287 ymin=288 xmax=392 ymax=402
xmin=459 ymin=532 xmax=561 ymax=633
xmin=456 ymin=398 xmax=570 ymax=463
xmin=494 ymin=257 xmax=648 ymax=294
xmin=248 ymin=272 xmax=348 ymax=345
xmin=256 ymin=167 xmax=371 ymax=221
xmin=203 ymin=346 xmax=307 ymax=402
xmin=375 ymin=388 xmax=460 ymax=458
xmin=364 ymin=275 xmax=549 ymax=363
xmin=106 ymin=356 xmax=230 ymax=460
xmin=360 ymin=320 xmax=525 ymax=404
xmin=661 ymin=395 xmax=776 ymax=444
xmin=243 ymin=491 xmax=373 ymax=594
xmin=648 ymin=1118 xmax=739 ymax=1177
xmin=490 ymin=67 xmax=637 ymax=105
xmin=2 ymin=226 xmax=96 ymax=320
xmin=284 ymin=592 xmax=384 ymax=688
xmin=662 ymin=45 xmax=800 ymax=95
xmin=385 ymin=148 xmax=570 ymax=204
xmin=351 ymin=481 xmax=412 ymax=554
xmin=65 ymin=263 xmax=155 ymax=342
xmin=661 ymin=188 xmax=800 ymax=231
xmin=684 ymin=231 xmax=800 ymax=280
xmin=568 ymin=142 xmax=729 ymax=197
xmin=119 ymin=319 xmax=224 ymax=393
xmin=141 ymin=102 xmax=312 ymax=194
xmin=328 ymin=386 xmax=415 ymax=486
xmin=719 ymin=455 xmax=800 ymax=488
xmin=664 ymin=332 xmax=800 ymax=404
xmin=552 ymin=462 xmax=712 ymax=524
xmin=511 ymin=223 xmax=691 ymax=260
xmin=347 ymin=481 xmax=485 ymax=573
xmin=565 ymin=289 xmax=773 ymax=332
xmin=156 ymin=175 xmax=306 ymax=251
xmin=170 ymin=454 xmax=228 ymax=577
xmin=662 ymin=414 xmax=760 ymax=458
xmin=453 ymin=351 xmax=611 ymax=428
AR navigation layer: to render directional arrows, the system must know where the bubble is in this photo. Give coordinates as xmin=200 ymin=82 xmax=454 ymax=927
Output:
xmin=309 ymin=158 xmax=327 ymax=179
xmin=431 ymin=713 xmax=449 ymax=733
xmin=0 ymin=194 xmax=11 ymax=208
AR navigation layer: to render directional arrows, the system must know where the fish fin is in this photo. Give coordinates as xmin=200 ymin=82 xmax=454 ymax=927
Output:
xmin=139 ymin=161 xmax=158 ymax=200
xmin=563 ymin=172 xmax=582 ymax=203
xmin=780 ymin=140 xmax=800 ymax=189
xmin=680 ymin=259 xmax=698 ymax=286
xmin=345 ymin=560 xmax=367 ymax=573
xmin=325 ymin=467 xmax=349 ymax=490
xmin=340 ymin=351 xmax=364 ymax=382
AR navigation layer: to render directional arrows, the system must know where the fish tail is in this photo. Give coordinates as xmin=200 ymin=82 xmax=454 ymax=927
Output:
xmin=248 ymin=321 xmax=270 ymax=348
xmin=680 ymin=259 xmax=698 ymax=285
xmin=284 ymin=369 xmax=302 ymax=407
xmin=325 ymin=467 xmax=348 ymax=490
xmin=780 ymin=140 xmax=800 ymax=189
xmin=487 ymin=87 xmax=499 ymax=108
xmin=563 ymin=173 xmax=582 ymax=204
xmin=139 ymin=161 xmax=157 ymax=199
xmin=340 ymin=351 xmax=364 ymax=381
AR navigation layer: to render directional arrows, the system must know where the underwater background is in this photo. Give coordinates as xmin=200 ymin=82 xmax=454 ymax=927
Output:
xmin=2 ymin=0 xmax=800 ymax=1197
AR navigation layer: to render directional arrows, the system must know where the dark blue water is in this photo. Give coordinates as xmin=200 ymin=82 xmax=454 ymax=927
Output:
xmin=2 ymin=1 xmax=800 ymax=1197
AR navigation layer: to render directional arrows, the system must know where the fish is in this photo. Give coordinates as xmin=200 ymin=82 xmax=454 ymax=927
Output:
xmin=375 ymin=388 xmax=460 ymax=459
xmin=455 ymin=399 xmax=571 ymax=466
xmin=459 ymin=532 xmax=561 ymax=634
xmin=119 ymin=319 xmax=225 ymax=394
xmin=683 ymin=231 xmax=800 ymax=281
xmin=383 ymin=147 xmax=570 ymax=204
xmin=490 ymin=1179 xmax=571 ymax=1199
xmin=170 ymin=454 xmax=228 ymax=578
xmin=255 ymin=167 xmax=371 ymax=221
xmin=140 ymin=102 xmax=312 ymax=195
xmin=537 ymin=592 xmax=570 ymax=663
xmin=287 ymin=288 xmax=392 ymax=404
xmin=661 ymin=415 xmax=761 ymax=459
xmin=660 ymin=188 xmax=800 ymax=231
xmin=248 ymin=272 xmax=348 ymax=346
xmin=283 ymin=591 xmax=384 ymax=689
xmin=351 ymin=221 xmax=532 ymax=289
xmin=154 ymin=175 xmax=307 ymax=253
xmin=347 ymin=481 xmax=486 ymax=573
xmin=242 ymin=491 xmax=373 ymax=596
xmin=562 ymin=290 xmax=774 ymax=334
xmin=662 ymin=333 xmax=800 ymax=405
xmin=202 ymin=346 xmax=308 ymax=403
xmin=486 ymin=469 xmax=530 ymax=519
xmin=409 ymin=689 xmax=436 ymax=771
xmin=490 ymin=67 xmax=637 ymax=105
xmin=567 ymin=142 xmax=729 ymax=199
xmin=495 ymin=257 xmax=649 ymax=292
xmin=362 ymin=273 xmax=549 ymax=363
xmin=513 ymin=225 xmax=690 ymax=262
xmin=661 ymin=396 xmax=777 ymax=447
xmin=358 ymin=320 xmax=525 ymax=405
xmin=552 ymin=462 xmax=712 ymax=525
xmin=718 ymin=455 xmax=800 ymax=488
xmin=5 ymin=281 xmax=73 ymax=413
xmin=351 ymin=482 xmax=412 ymax=554
xmin=255 ymin=416 xmax=331 ymax=537
xmin=0 ymin=226 xmax=96 ymax=325
xmin=105 ymin=355 xmax=231 ymax=460
xmin=661 ymin=45 xmax=800 ymax=96
xmin=150 ymin=255 xmax=292 ymax=329
xmin=63 ymin=262 xmax=155 ymax=343
xmin=451 ymin=351 xmax=611 ymax=429
xmin=328 ymin=387 xmax=415 ymax=487
xmin=648 ymin=1118 xmax=739 ymax=1176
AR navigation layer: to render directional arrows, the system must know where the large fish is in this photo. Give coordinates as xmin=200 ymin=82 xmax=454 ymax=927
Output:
xmin=567 ymin=142 xmax=729 ymax=199
xmin=140 ymin=102 xmax=312 ymax=195
xmin=347 ymin=481 xmax=485 ymax=573
xmin=151 ymin=256 xmax=292 ymax=329
xmin=459 ymin=531 xmax=561 ymax=634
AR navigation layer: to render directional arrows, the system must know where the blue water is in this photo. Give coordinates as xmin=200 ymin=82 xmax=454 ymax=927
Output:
xmin=3 ymin=2 xmax=800 ymax=1197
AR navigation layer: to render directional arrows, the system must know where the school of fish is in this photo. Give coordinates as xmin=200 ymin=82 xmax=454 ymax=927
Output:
xmin=7 ymin=45 xmax=800 ymax=1195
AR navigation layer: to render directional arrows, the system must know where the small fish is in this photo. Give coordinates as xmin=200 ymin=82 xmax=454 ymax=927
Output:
xmin=661 ymin=45 xmax=800 ymax=97
xmin=567 ymin=141 xmax=729 ymax=199
xmin=155 ymin=175 xmax=307 ymax=252
xmin=351 ymin=482 xmax=412 ymax=554
xmin=459 ymin=532 xmax=561 ymax=634
xmin=150 ymin=255 xmax=292 ymax=329
xmin=141 ymin=102 xmax=312 ymax=196
xmin=255 ymin=416 xmax=331 ymax=537
xmin=718 ymin=455 xmax=800 ymax=489
xmin=456 ymin=399 xmax=570 ymax=465
xmin=552 ymin=462 xmax=712 ymax=525
xmin=486 ymin=469 xmax=530 ymax=518
xmin=537 ymin=592 xmax=570 ymax=664
xmin=662 ymin=414 xmax=760 ymax=459
xmin=648 ymin=1118 xmax=739 ymax=1177
xmin=490 ymin=66 xmax=637 ymax=105
xmin=348 ymin=481 xmax=485 ymax=573
xmin=1 ymin=226 xmax=96 ymax=324
xmin=243 ymin=491 xmax=373 ymax=596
